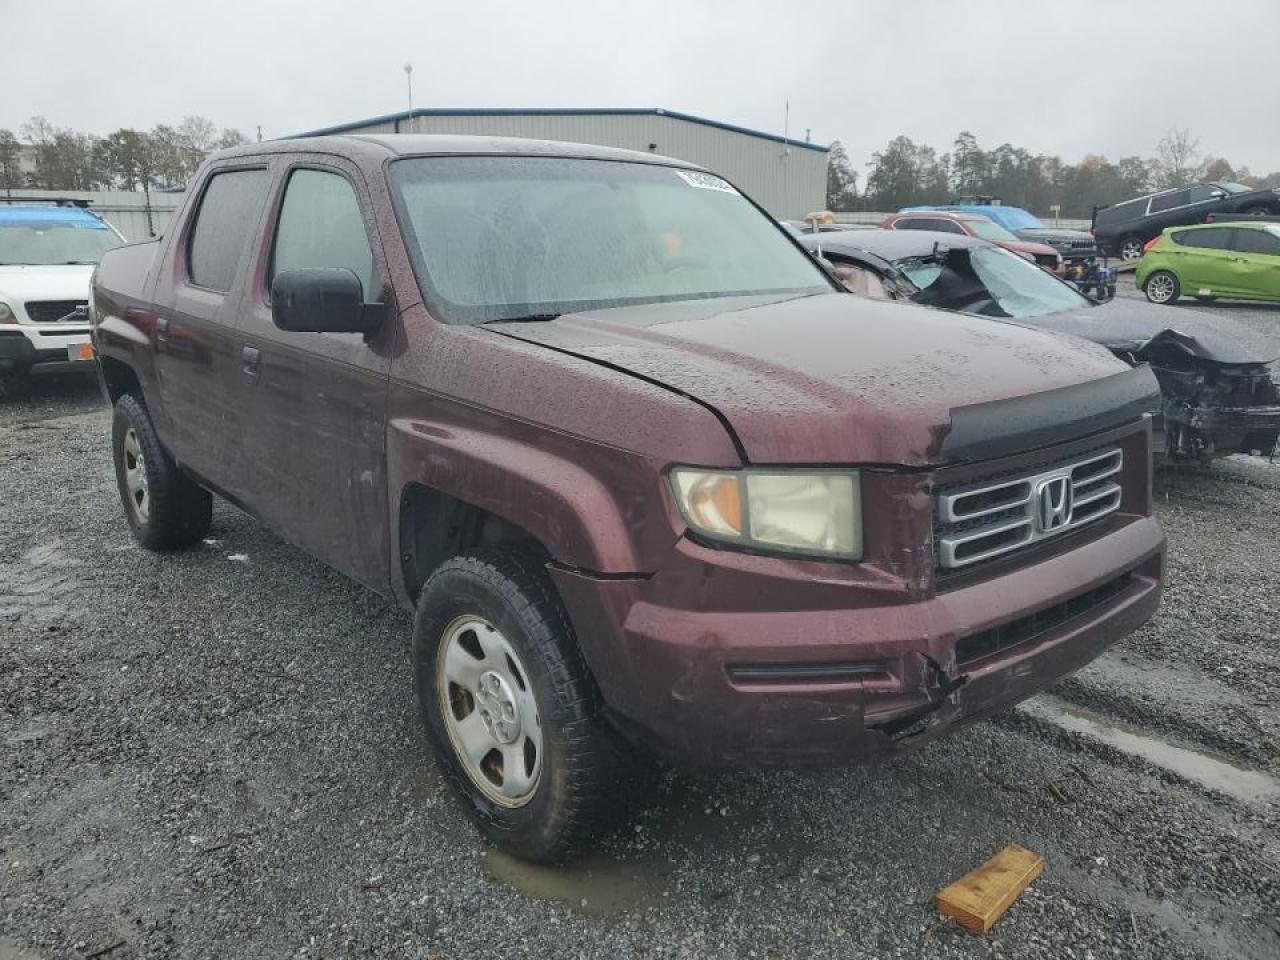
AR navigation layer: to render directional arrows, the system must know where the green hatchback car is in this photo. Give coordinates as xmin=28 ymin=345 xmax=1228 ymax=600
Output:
xmin=1137 ymin=221 xmax=1280 ymax=304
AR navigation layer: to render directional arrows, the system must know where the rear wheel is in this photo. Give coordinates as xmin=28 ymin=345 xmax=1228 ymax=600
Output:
xmin=0 ymin=368 xmax=29 ymax=400
xmin=112 ymin=394 xmax=212 ymax=550
xmin=1243 ymin=205 xmax=1273 ymax=216
xmin=1118 ymin=236 xmax=1144 ymax=262
xmin=413 ymin=550 xmax=627 ymax=862
xmin=1144 ymin=270 xmax=1181 ymax=305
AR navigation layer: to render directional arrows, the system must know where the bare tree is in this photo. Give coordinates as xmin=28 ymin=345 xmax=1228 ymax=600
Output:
xmin=1152 ymin=128 xmax=1202 ymax=188
xmin=0 ymin=130 xmax=23 ymax=189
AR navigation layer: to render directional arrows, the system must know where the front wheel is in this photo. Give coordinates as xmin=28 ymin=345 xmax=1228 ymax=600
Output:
xmin=1144 ymin=270 xmax=1181 ymax=305
xmin=413 ymin=550 xmax=626 ymax=862
xmin=1118 ymin=236 xmax=1144 ymax=262
xmin=1243 ymin=205 xmax=1273 ymax=216
xmin=112 ymin=394 xmax=212 ymax=550
xmin=0 ymin=368 xmax=30 ymax=400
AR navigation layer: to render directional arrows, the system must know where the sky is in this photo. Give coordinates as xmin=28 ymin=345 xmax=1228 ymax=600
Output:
xmin=4 ymin=0 xmax=1279 ymax=176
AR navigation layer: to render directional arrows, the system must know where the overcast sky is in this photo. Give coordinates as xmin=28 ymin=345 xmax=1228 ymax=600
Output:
xmin=4 ymin=0 xmax=1278 ymax=175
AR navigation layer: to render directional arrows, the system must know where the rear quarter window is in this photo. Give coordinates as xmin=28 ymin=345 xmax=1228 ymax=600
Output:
xmin=1173 ymin=228 xmax=1230 ymax=250
xmin=187 ymin=168 xmax=271 ymax=292
xmin=1231 ymin=228 xmax=1280 ymax=256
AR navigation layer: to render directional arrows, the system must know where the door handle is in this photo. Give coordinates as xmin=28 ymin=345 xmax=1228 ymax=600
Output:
xmin=155 ymin=315 xmax=170 ymax=341
xmin=242 ymin=345 xmax=260 ymax=378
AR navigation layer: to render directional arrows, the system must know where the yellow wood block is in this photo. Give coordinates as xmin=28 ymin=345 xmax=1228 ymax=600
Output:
xmin=936 ymin=844 xmax=1044 ymax=934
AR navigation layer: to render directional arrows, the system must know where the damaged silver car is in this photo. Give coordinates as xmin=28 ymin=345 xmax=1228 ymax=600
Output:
xmin=800 ymin=229 xmax=1280 ymax=461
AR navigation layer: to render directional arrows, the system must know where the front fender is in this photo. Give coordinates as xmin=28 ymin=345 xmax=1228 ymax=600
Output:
xmin=387 ymin=409 xmax=680 ymax=599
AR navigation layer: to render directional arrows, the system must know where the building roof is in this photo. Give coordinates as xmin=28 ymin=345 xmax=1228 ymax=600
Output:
xmin=289 ymin=107 xmax=829 ymax=153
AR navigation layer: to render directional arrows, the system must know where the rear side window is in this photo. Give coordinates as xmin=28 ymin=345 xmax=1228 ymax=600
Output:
xmin=1231 ymin=228 xmax=1280 ymax=256
xmin=1174 ymin=229 xmax=1230 ymax=250
xmin=1149 ymin=190 xmax=1190 ymax=214
xmin=897 ymin=217 xmax=963 ymax=234
xmin=269 ymin=169 xmax=374 ymax=296
xmin=1096 ymin=198 xmax=1146 ymax=226
xmin=187 ymin=169 xmax=270 ymax=292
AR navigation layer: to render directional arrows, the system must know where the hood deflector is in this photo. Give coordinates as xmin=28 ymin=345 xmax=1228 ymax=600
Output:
xmin=941 ymin=365 xmax=1161 ymax=463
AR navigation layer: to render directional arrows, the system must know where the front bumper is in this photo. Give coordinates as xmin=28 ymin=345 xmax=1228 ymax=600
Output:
xmin=553 ymin=515 xmax=1164 ymax=767
xmin=0 ymin=325 xmax=93 ymax=376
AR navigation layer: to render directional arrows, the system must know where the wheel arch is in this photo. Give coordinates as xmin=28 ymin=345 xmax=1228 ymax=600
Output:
xmin=388 ymin=415 xmax=668 ymax=606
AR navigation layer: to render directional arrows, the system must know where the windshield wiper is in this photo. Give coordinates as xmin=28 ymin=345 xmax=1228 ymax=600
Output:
xmin=482 ymin=313 xmax=561 ymax=324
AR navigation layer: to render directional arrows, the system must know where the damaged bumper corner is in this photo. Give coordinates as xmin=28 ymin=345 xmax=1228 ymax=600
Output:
xmin=550 ymin=516 xmax=1165 ymax=768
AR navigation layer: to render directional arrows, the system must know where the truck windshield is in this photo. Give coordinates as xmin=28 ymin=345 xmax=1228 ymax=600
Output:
xmin=389 ymin=156 xmax=831 ymax=324
xmin=0 ymin=222 xmax=122 ymax=265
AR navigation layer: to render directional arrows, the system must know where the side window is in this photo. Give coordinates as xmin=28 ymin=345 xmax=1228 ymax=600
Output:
xmin=1174 ymin=229 xmax=1228 ymax=250
xmin=1187 ymin=184 xmax=1220 ymax=204
xmin=188 ymin=169 xmax=271 ymax=292
xmin=897 ymin=217 xmax=962 ymax=234
xmin=1149 ymin=190 xmax=1191 ymax=214
xmin=1231 ymin=228 xmax=1280 ymax=256
xmin=269 ymin=169 xmax=375 ymax=296
xmin=894 ymin=218 xmax=929 ymax=231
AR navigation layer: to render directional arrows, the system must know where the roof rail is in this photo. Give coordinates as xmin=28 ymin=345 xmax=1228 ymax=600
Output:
xmin=0 ymin=196 xmax=92 ymax=208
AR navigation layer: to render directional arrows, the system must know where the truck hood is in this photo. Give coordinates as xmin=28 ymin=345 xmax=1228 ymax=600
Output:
xmin=1015 ymin=227 xmax=1096 ymax=245
xmin=1025 ymin=299 xmax=1280 ymax=365
xmin=492 ymin=292 xmax=1145 ymax=466
xmin=0 ymin=264 xmax=95 ymax=304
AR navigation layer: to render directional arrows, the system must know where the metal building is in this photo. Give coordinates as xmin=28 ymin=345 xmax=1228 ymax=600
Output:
xmin=293 ymin=108 xmax=829 ymax=218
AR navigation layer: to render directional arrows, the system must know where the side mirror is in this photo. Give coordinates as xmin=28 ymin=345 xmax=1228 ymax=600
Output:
xmin=1210 ymin=190 xmax=1226 ymax=200
xmin=270 ymin=268 xmax=384 ymax=334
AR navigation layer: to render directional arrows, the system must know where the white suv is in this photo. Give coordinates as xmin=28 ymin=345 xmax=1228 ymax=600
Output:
xmin=0 ymin=202 xmax=125 ymax=397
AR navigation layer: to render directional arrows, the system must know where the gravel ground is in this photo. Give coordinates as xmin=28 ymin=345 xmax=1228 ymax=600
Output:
xmin=3 ymin=313 xmax=1280 ymax=960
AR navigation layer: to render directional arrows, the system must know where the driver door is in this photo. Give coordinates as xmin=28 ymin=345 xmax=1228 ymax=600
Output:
xmin=235 ymin=158 xmax=397 ymax=592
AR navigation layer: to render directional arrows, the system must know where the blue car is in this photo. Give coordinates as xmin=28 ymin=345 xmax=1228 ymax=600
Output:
xmin=902 ymin=202 xmax=1098 ymax=265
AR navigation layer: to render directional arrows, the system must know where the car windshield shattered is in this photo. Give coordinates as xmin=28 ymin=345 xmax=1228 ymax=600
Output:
xmin=0 ymin=223 xmax=122 ymax=265
xmin=900 ymin=243 xmax=1089 ymax=319
xmin=389 ymin=156 xmax=831 ymax=323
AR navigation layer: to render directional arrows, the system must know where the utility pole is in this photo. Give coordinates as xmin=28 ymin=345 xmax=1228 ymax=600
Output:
xmin=405 ymin=63 xmax=414 ymax=116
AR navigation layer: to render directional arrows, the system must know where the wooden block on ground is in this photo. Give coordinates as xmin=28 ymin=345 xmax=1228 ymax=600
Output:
xmin=936 ymin=844 xmax=1044 ymax=934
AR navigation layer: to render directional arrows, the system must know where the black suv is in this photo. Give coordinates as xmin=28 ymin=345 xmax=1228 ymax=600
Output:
xmin=1094 ymin=182 xmax=1280 ymax=262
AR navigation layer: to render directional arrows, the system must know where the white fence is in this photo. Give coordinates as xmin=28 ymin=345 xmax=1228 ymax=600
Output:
xmin=0 ymin=189 xmax=184 ymax=241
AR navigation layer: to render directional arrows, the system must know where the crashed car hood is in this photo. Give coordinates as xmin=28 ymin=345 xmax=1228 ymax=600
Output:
xmin=493 ymin=293 xmax=1139 ymax=466
xmin=1026 ymin=299 xmax=1280 ymax=365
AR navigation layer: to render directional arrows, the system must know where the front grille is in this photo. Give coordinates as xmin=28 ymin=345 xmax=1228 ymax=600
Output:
xmin=956 ymin=571 xmax=1134 ymax=666
xmin=935 ymin=448 xmax=1123 ymax=569
xmin=25 ymin=300 xmax=87 ymax=324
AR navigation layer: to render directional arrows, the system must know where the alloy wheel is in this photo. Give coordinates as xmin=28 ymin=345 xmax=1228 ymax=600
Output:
xmin=122 ymin=428 xmax=150 ymax=522
xmin=1120 ymin=238 xmax=1143 ymax=261
xmin=1147 ymin=273 xmax=1176 ymax=304
xmin=437 ymin=615 xmax=543 ymax=807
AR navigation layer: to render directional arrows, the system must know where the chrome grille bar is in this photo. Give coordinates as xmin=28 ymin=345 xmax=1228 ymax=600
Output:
xmin=936 ymin=448 xmax=1123 ymax=570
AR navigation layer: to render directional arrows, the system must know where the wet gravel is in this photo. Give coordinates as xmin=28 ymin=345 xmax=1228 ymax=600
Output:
xmin=2 ymin=343 xmax=1279 ymax=960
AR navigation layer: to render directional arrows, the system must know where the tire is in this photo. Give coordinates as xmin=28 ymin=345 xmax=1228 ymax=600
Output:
xmin=1118 ymin=236 xmax=1144 ymax=262
xmin=0 ymin=369 xmax=30 ymax=400
xmin=1144 ymin=270 xmax=1180 ymax=305
xmin=111 ymin=393 xmax=212 ymax=550
xmin=412 ymin=549 xmax=626 ymax=862
xmin=1243 ymin=205 xmax=1272 ymax=216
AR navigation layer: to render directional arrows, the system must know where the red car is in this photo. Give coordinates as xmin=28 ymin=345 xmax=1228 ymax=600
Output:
xmin=881 ymin=211 xmax=1065 ymax=275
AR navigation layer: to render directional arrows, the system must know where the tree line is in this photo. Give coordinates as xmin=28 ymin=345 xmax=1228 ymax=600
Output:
xmin=0 ymin=116 xmax=251 ymax=193
xmin=826 ymin=128 xmax=1280 ymax=217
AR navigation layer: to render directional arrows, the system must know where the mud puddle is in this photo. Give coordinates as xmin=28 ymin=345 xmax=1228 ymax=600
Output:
xmin=1021 ymin=695 xmax=1280 ymax=803
xmin=483 ymin=846 xmax=675 ymax=917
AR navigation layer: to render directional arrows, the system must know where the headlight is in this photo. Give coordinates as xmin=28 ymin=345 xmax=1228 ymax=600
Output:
xmin=669 ymin=468 xmax=862 ymax=560
xmin=0 ymin=301 xmax=14 ymax=323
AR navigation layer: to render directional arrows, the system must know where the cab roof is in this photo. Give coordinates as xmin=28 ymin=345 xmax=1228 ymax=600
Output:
xmin=215 ymin=133 xmax=702 ymax=170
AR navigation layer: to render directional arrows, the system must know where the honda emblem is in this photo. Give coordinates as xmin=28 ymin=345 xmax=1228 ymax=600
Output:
xmin=1034 ymin=474 xmax=1073 ymax=532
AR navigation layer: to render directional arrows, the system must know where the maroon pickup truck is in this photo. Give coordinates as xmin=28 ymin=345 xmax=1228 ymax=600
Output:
xmin=91 ymin=135 xmax=1166 ymax=861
